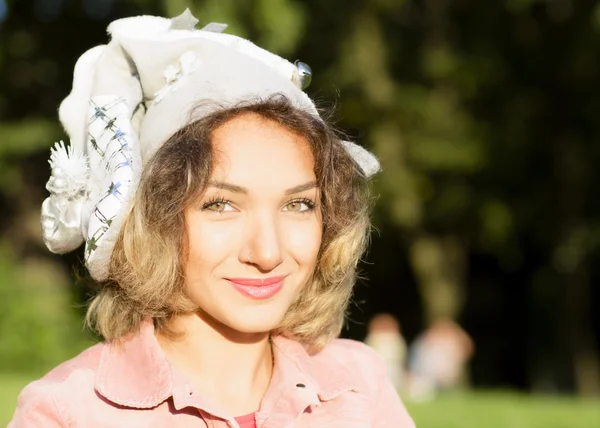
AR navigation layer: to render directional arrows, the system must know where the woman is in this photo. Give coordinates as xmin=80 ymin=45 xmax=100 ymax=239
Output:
xmin=10 ymin=10 xmax=415 ymax=428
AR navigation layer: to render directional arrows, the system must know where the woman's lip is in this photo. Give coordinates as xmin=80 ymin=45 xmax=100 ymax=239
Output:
xmin=226 ymin=277 xmax=286 ymax=300
xmin=225 ymin=275 xmax=288 ymax=286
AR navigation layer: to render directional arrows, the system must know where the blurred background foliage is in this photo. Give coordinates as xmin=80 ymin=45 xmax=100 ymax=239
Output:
xmin=0 ymin=0 xmax=599 ymax=423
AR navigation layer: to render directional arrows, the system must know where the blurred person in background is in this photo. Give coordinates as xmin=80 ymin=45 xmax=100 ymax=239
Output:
xmin=8 ymin=9 xmax=414 ymax=428
xmin=365 ymin=313 xmax=407 ymax=392
xmin=406 ymin=319 xmax=474 ymax=401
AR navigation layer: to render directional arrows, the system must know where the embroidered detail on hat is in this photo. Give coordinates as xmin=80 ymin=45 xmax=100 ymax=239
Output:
xmin=85 ymin=96 xmax=136 ymax=268
xmin=154 ymin=51 xmax=200 ymax=104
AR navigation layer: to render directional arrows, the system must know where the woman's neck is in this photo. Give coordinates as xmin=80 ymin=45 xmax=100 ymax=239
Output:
xmin=155 ymin=311 xmax=273 ymax=416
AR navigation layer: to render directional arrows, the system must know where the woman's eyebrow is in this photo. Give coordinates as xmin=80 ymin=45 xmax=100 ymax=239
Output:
xmin=207 ymin=180 xmax=318 ymax=195
xmin=285 ymin=181 xmax=318 ymax=195
xmin=208 ymin=180 xmax=247 ymax=194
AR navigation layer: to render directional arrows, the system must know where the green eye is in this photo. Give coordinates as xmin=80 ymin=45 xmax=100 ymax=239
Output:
xmin=202 ymin=199 xmax=234 ymax=213
xmin=284 ymin=199 xmax=316 ymax=212
xmin=208 ymin=202 xmax=227 ymax=211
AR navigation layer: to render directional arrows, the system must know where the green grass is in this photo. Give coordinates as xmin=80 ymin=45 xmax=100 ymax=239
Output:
xmin=1 ymin=374 xmax=599 ymax=427
xmin=405 ymin=391 xmax=600 ymax=428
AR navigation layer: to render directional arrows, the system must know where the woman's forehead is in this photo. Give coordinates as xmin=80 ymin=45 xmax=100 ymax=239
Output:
xmin=209 ymin=114 xmax=316 ymax=190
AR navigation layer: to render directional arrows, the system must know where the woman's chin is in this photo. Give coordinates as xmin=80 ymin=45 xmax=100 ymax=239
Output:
xmin=190 ymin=303 xmax=288 ymax=340
xmin=223 ymin=309 xmax=287 ymax=336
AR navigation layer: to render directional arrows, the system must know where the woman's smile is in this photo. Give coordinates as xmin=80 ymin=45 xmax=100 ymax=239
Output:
xmin=225 ymin=275 xmax=289 ymax=300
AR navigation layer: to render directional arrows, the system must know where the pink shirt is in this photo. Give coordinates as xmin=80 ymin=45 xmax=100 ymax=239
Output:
xmin=234 ymin=412 xmax=256 ymax=428
xmin=9 ymin=319 xmax=415 ymax=427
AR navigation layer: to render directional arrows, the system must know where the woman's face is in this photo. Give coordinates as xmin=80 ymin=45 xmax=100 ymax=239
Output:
xmin=184 ymin=113 xmax=322 ymax=334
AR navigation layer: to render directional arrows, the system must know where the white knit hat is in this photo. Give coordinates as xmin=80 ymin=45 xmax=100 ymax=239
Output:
xmin=40 ymin=10 xmax=381 ymax=280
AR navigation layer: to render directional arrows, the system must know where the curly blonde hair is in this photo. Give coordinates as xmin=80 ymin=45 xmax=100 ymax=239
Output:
xmin=86 ymin=94 xmax=372 ymax=351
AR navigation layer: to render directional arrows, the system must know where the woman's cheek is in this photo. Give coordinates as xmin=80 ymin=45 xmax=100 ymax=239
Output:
xmin=188 ymin=216 xmax=242 ymax=260
xmin=284 ymin=217 xmax=322 ymax=262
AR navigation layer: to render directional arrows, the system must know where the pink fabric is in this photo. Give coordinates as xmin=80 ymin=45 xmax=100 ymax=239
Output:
xmin=234 ymin=412 xmax=256 ymax=428
xmin=9 ymin=319 xmax=415 ymax=427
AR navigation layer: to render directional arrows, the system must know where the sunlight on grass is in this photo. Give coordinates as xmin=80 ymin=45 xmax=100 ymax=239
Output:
xmin=405 ymin=391 xmax=600 ymax=428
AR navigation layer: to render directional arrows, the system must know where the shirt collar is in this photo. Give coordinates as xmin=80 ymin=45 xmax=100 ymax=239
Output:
xmin=95 ymin=319 xmax=173 ymax=409
xmin=95 ymin=319 xmax=360 ymax=412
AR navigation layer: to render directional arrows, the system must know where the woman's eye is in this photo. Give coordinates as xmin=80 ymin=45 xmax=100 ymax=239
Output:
xmin=202 ymin=200 xmax=234 ymax=213
xmin=284 ymin=200 xmax=315 ymax=213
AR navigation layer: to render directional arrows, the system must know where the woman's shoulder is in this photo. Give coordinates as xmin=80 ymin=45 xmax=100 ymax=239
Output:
xmin=29 ymin=342 xmax=104 ymax=388
xmin=318 ymin=337 xmax=387 ymax=369
xmin=273 ymin=336 xmax=415 ymax=426
xmin=276 ymin=336 xmax=389 ymax=396
xmin=322 ymin=337 xmax=381 ymax=355
xmin=317 ymin=339 xmax=415 ymax=426
xmin=9 ymin=343 xmax=105 ymax=427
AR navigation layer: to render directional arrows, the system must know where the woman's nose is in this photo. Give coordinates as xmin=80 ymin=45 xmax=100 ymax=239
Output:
xmin=241 ymin=213 xmax=283 ymax=272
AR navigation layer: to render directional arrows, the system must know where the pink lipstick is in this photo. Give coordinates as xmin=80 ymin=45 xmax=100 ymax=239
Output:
xmin=226 ymin=275 xmax=287 ymax=300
